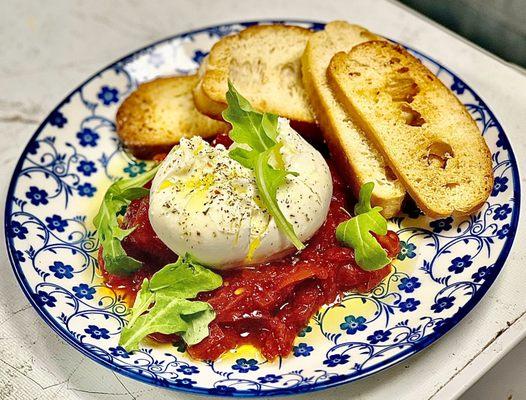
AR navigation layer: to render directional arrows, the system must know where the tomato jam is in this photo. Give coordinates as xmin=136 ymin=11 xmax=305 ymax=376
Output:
xmin=99 ymin=134 xmax=400 ymax=361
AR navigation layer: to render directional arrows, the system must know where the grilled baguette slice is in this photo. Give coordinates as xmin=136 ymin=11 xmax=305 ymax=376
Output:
xmin=301 ymin=21 xmax=405 ymax=217
xmin=193 ymin=24 xmax=315 ymax=124
xmin=327 ymin=41 xmax=493 ymax=217
xmin=116 ymin=75 xmax=229 ymax=159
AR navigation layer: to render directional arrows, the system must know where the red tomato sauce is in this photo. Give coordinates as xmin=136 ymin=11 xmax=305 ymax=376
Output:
xmin=99 ymin=133 xmax=400 ymax=361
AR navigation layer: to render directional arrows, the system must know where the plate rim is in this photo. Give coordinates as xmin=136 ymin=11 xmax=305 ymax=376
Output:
xmin=3 ymin=19 xmax=522 ymax=397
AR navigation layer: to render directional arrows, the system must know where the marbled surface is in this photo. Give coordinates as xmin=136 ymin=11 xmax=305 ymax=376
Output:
xmin=0 ymin=1 xmax=525 ymax=399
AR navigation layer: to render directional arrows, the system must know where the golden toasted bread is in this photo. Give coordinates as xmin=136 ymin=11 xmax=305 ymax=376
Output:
xmin=301 ymin=21 xmax=405 ymax=217
xmin=193 ymin=24 xmax=315 ymax=124
xmin=116 ymin=75 xmax=229 ymax=159
xmin=327 ymin=41 xmax=493 ymax=217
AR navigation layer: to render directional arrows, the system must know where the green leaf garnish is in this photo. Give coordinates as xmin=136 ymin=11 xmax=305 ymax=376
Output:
xmin=119 ymin=254 xmax=222 ymax=351
xmin=222 ymin=81 xmax=304 ymax=250
xmin=93 ymin=164 xmax=159 ymax=276
xmin=335 ymin=182 xmax=391 ymax=270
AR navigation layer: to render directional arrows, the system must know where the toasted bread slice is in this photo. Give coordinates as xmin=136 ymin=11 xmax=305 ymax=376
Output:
xmin=193 ymin=57 xmax=227 ymax=120
xmin=301 ymin=21 xmax=405 ymax=217
xmin=116 ymin=75 xmax=229 ymax=159
xmin=193 ymin=24 xmax=315 ymax=124
xmin=327 ymin=41 xmax=493 ymax=217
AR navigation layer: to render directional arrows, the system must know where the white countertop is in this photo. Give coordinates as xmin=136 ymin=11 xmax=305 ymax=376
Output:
xmin=1 ymin=1 xmax=525 ymax=399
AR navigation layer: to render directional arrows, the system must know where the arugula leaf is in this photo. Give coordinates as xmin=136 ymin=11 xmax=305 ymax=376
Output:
xmin=120 ymin=296 xmax=214 ymax=351
xmin=335 ymin=182 xmax=391 ymax=271
xmin=93 ymin=165 xmax=159 ymax=276
xmin=222 ymin=82 xmax=304 ymax=250
xmin=119 ymin=254 xmax=222 ymax=351
xmin=224 ymin=84 xmax=279 ymax=150
xmin=149 ymin=254 xmax=222 ymax=297
xmin=254 ymin=145 xmax=304 ymax=250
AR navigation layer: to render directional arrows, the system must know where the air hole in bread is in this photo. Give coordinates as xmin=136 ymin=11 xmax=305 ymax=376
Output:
xmin=348 ymin=71 xmax=361 ymax=77
xmin=426 ymin=141 xmax=454 ymax=169
xmin=280 ymin=63 xmax=297 ymax=82
xmin=386 ymin=77 xmax=419 ymax=103
xmin=445 ymin=182 xmax=459 ymax=189
xmin=229 ymin=59 xmax=267 ymax=85
xmin=384 ymin=166 xmax=398 ymax=182
xmin=400 ymin=104 xmax=426 ymax=126
xmin=280 ymin=63 xmax=300 ymax=98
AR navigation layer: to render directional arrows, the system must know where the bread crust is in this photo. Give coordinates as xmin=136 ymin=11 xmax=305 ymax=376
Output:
xmin=192 ymin=78 xmax=226 ymax=121
xmin=192 ymin=56 xmax=227 ymax=120
xmin=327 ymin=41 xmax=493 ymax=217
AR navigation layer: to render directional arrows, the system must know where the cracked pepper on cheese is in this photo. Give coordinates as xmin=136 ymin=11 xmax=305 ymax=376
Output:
xmin=148 ymin=118 xmax=332 ymax=269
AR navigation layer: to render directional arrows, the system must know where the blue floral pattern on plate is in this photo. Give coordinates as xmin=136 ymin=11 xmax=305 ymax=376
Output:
xmin=4 ymin=21 xmax=520 ymax=397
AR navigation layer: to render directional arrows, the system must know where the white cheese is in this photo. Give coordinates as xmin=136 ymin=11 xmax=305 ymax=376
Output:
xmin=149 ymin=118 xmax=332 ymax=269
